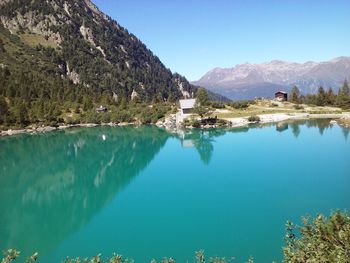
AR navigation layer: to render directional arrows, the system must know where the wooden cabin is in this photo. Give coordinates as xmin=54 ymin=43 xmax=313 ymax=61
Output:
xmin=275 ymin=91 xmax=288 ymax=101
xmin=179 ymin=98 xmax=196 ymax=114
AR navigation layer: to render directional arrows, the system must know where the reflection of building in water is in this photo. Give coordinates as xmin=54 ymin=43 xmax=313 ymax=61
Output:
xmin=276 ymin=122 xmax=289 ymax=132
xmin=179 ymin=130 xmax=195 ymax=148
xmin=178 ymin=130 xmax=214 ymax=165
xmin=182 ymin=139 xmax=194 ymax=148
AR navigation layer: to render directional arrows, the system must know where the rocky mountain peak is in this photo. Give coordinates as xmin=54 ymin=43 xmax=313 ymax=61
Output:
xmin=0 ymin=0 xmax=195 ymax=101
xmin=193 ymin=57 xmax=350 ymax=100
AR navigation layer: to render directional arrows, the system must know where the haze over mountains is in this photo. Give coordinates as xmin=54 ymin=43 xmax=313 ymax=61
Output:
xmin=193 ymin=57 xmax=350 ymax=100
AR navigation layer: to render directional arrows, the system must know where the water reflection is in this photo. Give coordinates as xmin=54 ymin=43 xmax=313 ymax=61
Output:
xmin=251 ymin=119 xmax=343 ymax=138
xmin=0 ymin=126 xmax=170 ymax=257
xmin=0 ymin=120 xmax=348 ymax=259
xmin=276 ymin=122 xmax=289 ymax=132
xmin=179 ymin=129 xmax=228 ymax=165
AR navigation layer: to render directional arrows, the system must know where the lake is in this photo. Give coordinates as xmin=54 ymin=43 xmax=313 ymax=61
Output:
xmin=0 ymin=120 xmax=349 ymax=262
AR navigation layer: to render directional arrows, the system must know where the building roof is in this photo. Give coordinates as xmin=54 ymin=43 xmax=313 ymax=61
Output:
xmin=179 ymin=98 xmax=196 ymax=109
xmin=275 ymin=91 xmax=288 ymax=95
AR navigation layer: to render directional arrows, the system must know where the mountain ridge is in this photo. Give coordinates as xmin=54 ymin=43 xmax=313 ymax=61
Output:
xmin=193 ymin=56 xmax=350 ymax=100
xmin=0 ymin=0 xmax=195 ymax=101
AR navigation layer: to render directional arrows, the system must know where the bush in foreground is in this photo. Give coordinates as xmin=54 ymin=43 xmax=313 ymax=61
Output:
xmin=2 ymin=211 xmax=349 ymax=262
xmin=248 ymin=115 xmax=260 ymax=122
xmin=283 ymin=210 xmax=350 ymax=263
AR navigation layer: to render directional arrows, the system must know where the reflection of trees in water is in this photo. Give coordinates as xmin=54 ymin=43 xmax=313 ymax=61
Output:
xmin=0 ymin=121 xmax=348 ymax=257
xmin=275 ymin=119 xmax=347 ymax=138
xmin=0 ymin=126 xmax=170 ymax=258
xmin=342 ymin=128 xmax=349 ymax=140
xmin=180 ymin=120 xmax=349 ymax=165
xmin=306 ymin=119 xmax=333 ymax=135
xmin=180 ymin=129 xmax=229 ymax=165
xmin=290 ymin=123 xmax=301 ymax=138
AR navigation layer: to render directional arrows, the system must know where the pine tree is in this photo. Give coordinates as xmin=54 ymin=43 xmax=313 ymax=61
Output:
xmin=290 ymin=86 xmax=300 ymax=103
xmin=196 ymin=88 xmax=209 ymax=106
xmin=342 ymin=79 xmax=349 ymax=96
xmin=316 ymin=86 xmax=326 ymax=106
xmin=82 ymin=96 xmax=93 ymax=112
xmin=0 ymin=95 xmax=9 ymax=124
xmin=14 ymin=101 xmax=29 ymax=125
xmin=336 ymin=80 xmax=350 ymax=108
xmin=326 ymin=88 xmax=336 ymax=105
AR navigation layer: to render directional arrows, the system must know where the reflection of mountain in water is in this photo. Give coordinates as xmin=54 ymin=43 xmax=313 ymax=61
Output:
xmin=0 ymin=126 xmax=170 ymax=257
xmin=0 ymin=121 xmax=348 ymax=258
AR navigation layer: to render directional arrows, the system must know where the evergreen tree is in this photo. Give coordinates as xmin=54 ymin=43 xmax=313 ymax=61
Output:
xmin=0 ymin=37 xmax=5 ymax=53
xmin=336 ymin=80 xmax=350 ymax=109
xmin=14 ymin=101 xmax=29 ymax=125
xmin=196 ymin=88 xmax=209 ymax=106
xmin=316 ymin=86 xmax=326 ymax=106
xmin=0 ymin=95 xmax=9 ymax=124
xmin=167 ymin=93 xmax=175 ymax=103
xmin=193 ymin=89 xmax=211 ymax=119
xmin=342 ymin=79 xmax=349 ymax=96
xmin=326 ymin=88 xmax=336 ymax=105
xmin=82 ymin=96 xmax=93 ymax=112
xmin=290 ymin=86 xmax=300 ymax=103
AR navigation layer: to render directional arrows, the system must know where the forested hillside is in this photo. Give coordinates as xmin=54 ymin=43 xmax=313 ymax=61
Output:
xmin=0 ymin=0 xmax=198 ymax=127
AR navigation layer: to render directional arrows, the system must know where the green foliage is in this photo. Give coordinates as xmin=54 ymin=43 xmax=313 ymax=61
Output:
xmin=193 ymin=104 xmax=211 ymax=119
xmin=229 ymin=100 xmax=254 ymax=109
xmin=316 ymin=86 xmax=327 ymax=106
xmin=296 ymin=81 xmax=350 ymax=109
xmin=1 ymin=249 xmax=20 ymax=263
xmin=289 ymin=86 xmax=300 ymax=103
xmin=210 ymin=101 xmax=226 ymax=109
xmin=283 ymin=211 xmax=350 ymax=263
xmin=336 ymin=80 xmax=350 ymax=109
xmin=82 ymin=96 xmax=93 ymax=112
xmin=0 ymin=0 xmax=198 ymax=129
xmin=196 ymin=89 xmax=209 ymax=106
xmin=293 ymin=104 xmax=304 ymax=110
xmin=0 ymin=95 xmax=9 ymax=124
xmin=193 ymin=89 xmax=212 ymax=119
xmin=248 ymin=115 xmax=260 ymax=122
xmin=341 ymin=79 xmax=349 ymax=96
xmin=3 ymin=211 xmax=350 ymax=263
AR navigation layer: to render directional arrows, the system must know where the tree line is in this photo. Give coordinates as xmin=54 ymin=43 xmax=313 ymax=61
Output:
xmin=289 ymin=79 xmax=350 ymax=108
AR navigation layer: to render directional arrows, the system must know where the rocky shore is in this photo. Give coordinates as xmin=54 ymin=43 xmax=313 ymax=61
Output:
xmin=226 ymin=112 xmax=350 ymax=128
xmin=1 ymin=112 xmax=350 ymax=137
xmin=0 ymin=122 xmax=136 ymax=137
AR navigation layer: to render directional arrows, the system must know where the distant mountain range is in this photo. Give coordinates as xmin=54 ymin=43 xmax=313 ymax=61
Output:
xmin=192 ymin=57 xmax=350 ymax=100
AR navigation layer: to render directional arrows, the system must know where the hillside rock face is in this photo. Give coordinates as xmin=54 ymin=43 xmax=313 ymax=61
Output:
xmin=193 ymin=57 xmax=350 ymax=100
xmin=0 ymin=0 xmax=193 ymax=100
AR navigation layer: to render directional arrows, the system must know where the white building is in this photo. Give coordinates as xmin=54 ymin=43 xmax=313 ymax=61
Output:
xmin=179 ymin=98 xmax=196 ymax=114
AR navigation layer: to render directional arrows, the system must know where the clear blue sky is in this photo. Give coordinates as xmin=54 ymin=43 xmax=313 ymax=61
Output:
xmin=92 ymin=0 xmax=350 ymax=81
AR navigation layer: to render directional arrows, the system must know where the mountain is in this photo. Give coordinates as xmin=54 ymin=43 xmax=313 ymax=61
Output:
xmin=0 ymin=0 xmax=195 ymax=103
xmin=193 ymin=57 xmax=350 ymax=100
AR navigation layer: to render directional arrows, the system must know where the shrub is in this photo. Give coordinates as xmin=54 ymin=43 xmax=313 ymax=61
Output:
xmin=230 ymin=100 xmax=252 ymax=109
xmin=192 ymin=120 xmax=201 ymax=128
xmin=210 ymin=101 xmax=226 ymax=109
xmin=284 ymin=211 xmax=350 ymax=263
xmin=294 ymin=104 xmax=304 ymax=110
xmin=248 ymin=115 xmax=260 ymax=122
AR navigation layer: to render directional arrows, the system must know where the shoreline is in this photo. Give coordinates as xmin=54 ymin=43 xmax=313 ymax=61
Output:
xmin=225 ymin=112 xmax=350 ymax=128
xmin=1 ymin=112 xmax=350 ymax=137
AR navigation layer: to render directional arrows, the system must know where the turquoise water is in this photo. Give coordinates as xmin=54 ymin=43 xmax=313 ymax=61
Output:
xmin=0 ymin=120 xmax=349 ymax=262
